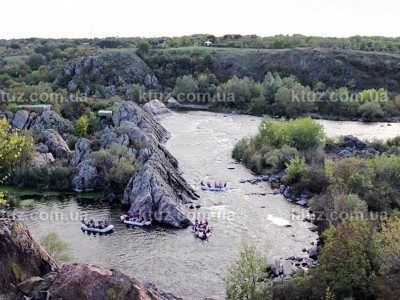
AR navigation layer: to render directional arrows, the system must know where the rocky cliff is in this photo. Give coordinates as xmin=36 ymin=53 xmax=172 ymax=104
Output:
xmin=0 ymin=211 xmax=58 ymax=292
xmin=69 ymin=101 xmax=199 ymax=227
xmin=53 ymin=50 xmax=161 ymax=97
xmin=0 ymin=212 xmax=183 ymax=300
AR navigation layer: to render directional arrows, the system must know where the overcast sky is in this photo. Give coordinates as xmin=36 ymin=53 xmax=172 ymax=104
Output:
xmin=0 ymin=0 xmax=399 ymax=39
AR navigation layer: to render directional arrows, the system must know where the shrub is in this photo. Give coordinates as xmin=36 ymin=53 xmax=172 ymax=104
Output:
xmin=331 ymin=157 xmax=374 ymax=198
xmin=92 ymin=143 xmax=136 ymax=191
xmin=282 ymin=155 xmax=305 ymax=185
xmin=310 ymin=188 xmax=368 ymax=226
xmin=291 ymin=166 xmax=330 ymax=195
xmin=226 ymin=243 xmax=267 ymax=300
xmin=75 ymin=115 xmax=89 ymax=137
xmin=40 ymin=232 xmax=72 ymax=263
xmin=313 ymin=218 xmax=378 ymax=299
xmin=259 ymin=117 xmax=324 ymax=151
xmin=10 ymin=163 xmax=77 ymax=191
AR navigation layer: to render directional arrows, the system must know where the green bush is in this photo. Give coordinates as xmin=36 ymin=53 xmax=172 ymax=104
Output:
xmin=259 ymin=117 xmax=324 ymax=151
xmin=75 ymin=115 xmax=89 ymax=138
xmin=226 ymin=243 xmax=267 ymax=300
xmin=282 ymin=155 xmax=305 ymax=185
xmin=92 ymin=143 xmax=136 ymax=191
xmin=10 ymin=162 xmax=77 ymax=191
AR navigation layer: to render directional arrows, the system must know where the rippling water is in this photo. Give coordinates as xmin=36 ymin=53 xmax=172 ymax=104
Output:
xmin=11 ymin=112 xmax=398 ymax=299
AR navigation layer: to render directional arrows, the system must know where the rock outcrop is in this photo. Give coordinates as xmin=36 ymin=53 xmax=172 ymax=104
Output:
xmin=53 ymin=51 xmax=161 ymax=96
xmin=0 ymin=211 xmax=58 ymax=292
xmin=71 ymin=160 xmax=102 ymax=192
xmin=32 ymin=152 xmax=56 ymax=166
xmin=143 ymin=99 xmax=172 ymax=118
xmin=8 ymin=110 xmax=72 ymax=133
xmin=40 ymin=129 xmax=72 ymax=160
xmin=112 ymin=101 xmax=171 ymax=143
xmin=70 ymin=138 xmax=92 ymax=167
xmin=110 ymin=102 xmax=199 ymax=228
xmin=19 ymin=264 xmax=169 ymax=300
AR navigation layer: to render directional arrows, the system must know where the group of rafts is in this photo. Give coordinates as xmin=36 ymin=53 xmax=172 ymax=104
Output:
xmin=80 ymin=213 xmax=151 ymax=233
xmin=81 ymin=181 xmax=226 ymax=239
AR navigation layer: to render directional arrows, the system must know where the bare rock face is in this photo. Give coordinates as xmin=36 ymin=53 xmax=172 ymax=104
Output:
xmin=70 ymin=138 xmax=92 ymax=167
xmin=32 ymin=152 xmax=56 ymax=166
xmin=0 ymin=211 xmax=58 ymax=292
xmin=40 ymin=129 xmax=72 ymax=160
xmin=110 ymin=103 xmax=199 ymax=228
xmin=112 ymin=101 xmax=171 ymax=143
xmin=71 ymin=160 xmax=101 ymax=192
xmin=18 ymin=264 xmax=183 ymax=300
xmin=9 ymin=110 xmax=72 ymax=133
xmin=143 ymin=99 xmax=172 ymax=118
xmin=41 ymin=264 xmax=162 ymax=300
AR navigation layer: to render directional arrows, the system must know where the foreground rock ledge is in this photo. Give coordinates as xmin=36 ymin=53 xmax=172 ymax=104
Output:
xmin=0 ymin=212 xmax=182 ymax=300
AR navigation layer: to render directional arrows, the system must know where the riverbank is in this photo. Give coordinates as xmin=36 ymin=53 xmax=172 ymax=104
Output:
xmin=0 ymin=185 xmax=104 ymax=200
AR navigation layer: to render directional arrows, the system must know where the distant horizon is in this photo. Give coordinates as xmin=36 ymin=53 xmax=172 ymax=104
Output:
xmin=1 ymin=33 xmax=399 ymax=41
xmin=1 ymin=0 xmax=399 ymax=40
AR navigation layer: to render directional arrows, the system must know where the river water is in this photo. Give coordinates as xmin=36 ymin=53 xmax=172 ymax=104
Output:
xmin=10 ymin=112 xmax=400 ymax=299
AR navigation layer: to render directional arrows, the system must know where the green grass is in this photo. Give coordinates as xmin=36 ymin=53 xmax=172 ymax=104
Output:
xmin=0 ymin=185 xmax=104 ymax=200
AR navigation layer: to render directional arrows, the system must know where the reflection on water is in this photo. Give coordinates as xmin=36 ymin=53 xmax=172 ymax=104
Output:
xmin=12 ymin=112 xmax=397 ymax=299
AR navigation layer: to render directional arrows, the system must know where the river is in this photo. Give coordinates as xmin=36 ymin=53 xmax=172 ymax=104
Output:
xmin=10 ymin=112 xmax=400 ymax=299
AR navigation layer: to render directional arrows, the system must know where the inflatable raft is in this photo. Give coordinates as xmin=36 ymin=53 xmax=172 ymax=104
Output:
xmin=81 ymin=223 xmax=114 ymax=233
xmin=123 ymin=220 xmax=151 ymax=226
xmin=201 ymin=186 xmax=227 ymax=192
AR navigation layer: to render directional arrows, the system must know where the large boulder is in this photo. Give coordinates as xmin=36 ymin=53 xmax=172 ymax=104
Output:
xmin=40 ymin=129 xmax=71 ymax=160
xmin=0 ymin=211 xmax=58 ymax=292
xmin=8 ymin=110 xmax=72 ymax=133
xmin=71 ymin=160 xmax=101 ymax=192
xmin=18 ymin=264 xmax=182 ymax=300
xmin=70 ymin=138 xmax=92 ymax=167
xmin=343 ymin=135 xmax=367 ymax=149
xmin=143 ymin=99 xmax=172 ymax=118
xmin=31 ymin=264 xmax=164 ymax=300
xmin=32 ymin=152 xmax=56 ymax=166
xmin=11 ymin=110 xmax=36 ymax=129
xmin=112 ymin=101 xmax=171 ymax=143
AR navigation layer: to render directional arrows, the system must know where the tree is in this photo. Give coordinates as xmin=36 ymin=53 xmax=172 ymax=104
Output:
xmin=137 ymin=40 xmax=150 ymax=53
xmin=173 ymin=75 xmax=198 ymax=102
xmin=226 ymin=243 xmax=267 ymax=300
xmin=75 ymin=115 xmax=89 ymax=137
xmin=358 ymin=101 xmax=384 ymax=121
xmin=259 ymin=118 xmax=324 ymax=151
xmin=374 ymin=218 xmax=400 ymax=298
xmin=40 ymin=232 xmax=72 ymax=263
xmin=27 ymin=53 xmax=46 ymax=70
xmin=0 ymin=119 xmax=30 ymax=206
xmin=314 ymin=218 xmax=378 ymax=299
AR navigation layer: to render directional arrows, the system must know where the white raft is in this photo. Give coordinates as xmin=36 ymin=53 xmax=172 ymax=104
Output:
xmin=201 ymin=186 xmax=227 ymax=192
xmin=120 ymin=216 xmax=151 ymax=227
xmin=81 ymin=223 xmax=114 ymax=233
